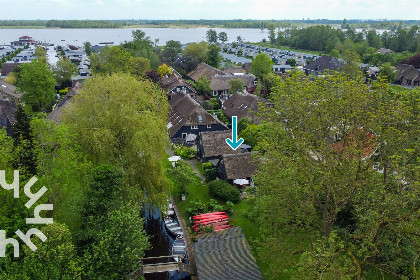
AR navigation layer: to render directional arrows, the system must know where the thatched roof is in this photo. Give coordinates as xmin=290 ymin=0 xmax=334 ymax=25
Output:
xmin=222 ymin=67 xmax=245 ymax=74
xmin=168 ymin=92 xmax=227 ymax=137
xmin=161 ymin=73 xmax=196 ymax=94
xmin=193 ymin=227 xmax=263 ymax=280
xmin=396 ymin=64 xmax=420 ymax=81
xmin=221 ymin=152 xmax=257 ymax=179
xmin=188 ymin=62 xmax=225 ymax=82
xmin=222 ymin=93 xmax=270 ymax=122
xmin=0 ymin=99 xmax=16 ymax=126
xmin=0 ymin=79 xmax=21 ymax=100
xmin=304 ymin=55 xmax=344 ymax=73
xmin=199 ymin=130 xmax=241 ymax=158
xmin=210 ymin=74 xmax=256 ymax=91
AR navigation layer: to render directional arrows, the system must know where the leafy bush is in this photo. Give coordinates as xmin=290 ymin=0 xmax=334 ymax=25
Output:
xmin=204 ymin=168 xmax=217 ymax=182
xmin=203 ymin=162 xmax=217 ymax=181
xmin=202 ymin=101 xmax=214 ymax=110
xmin=209 ymin=98 xmax=220 ymax=109
xmin=208 ymin=180 xmax=240 ymax=203
xmin=174 ymin=146 xmax=196 ymax=159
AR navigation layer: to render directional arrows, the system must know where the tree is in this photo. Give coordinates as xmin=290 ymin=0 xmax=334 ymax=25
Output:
xmin=378 ymin=62 xmax=397 ymax=82
xmin=228 ymin=78 xmax=244 ymax=95
xmin=84 ymin=41 xmax=93 ymax=56
xmin=19 ymin=223 xmax=82 ymax=280
xmin=83 ymin=203 xmax=150 ymax=280
xmin=268 ymin=24 xmax=276 ymax=45
xmin=194 ymin=75 xmax=211 ymax=96
xmin=34 ymin=46 xmax=47 ymax=63
xmin=120 ymin=30 xmax=161 ymax=69
xmin=183 ymin=41 xmax=209 ymax=63
xmin=90 ymin=46 xmax=132 ymax=75
xmin=255 ymin=73 xmax=420 ymax=278
xmin=11 ymin=104 xmax=37 ymax=178
xmin=62 ymin=73 xmax=169 ymax=205
xmin=3 ymin=72 xmax=17 ymax=85
xmin=206 ymin=29 xmax=218 ymax=44
xmin=250 ymin=53 xmax=274 ymax=81
xmin=17 ymin=59 xmax=56 ymax=111
xmin=162 ymin=40 xmax=182 ymax=65
xmin=205 ymin=44 xmax=222 ymax=68
xmin=218 ymin=32 xmax=228 ymax=43
xmin=237 ymin=117 xmax=253 ymax=134
xmin=157 ymin=63 xmax=172 ymax=77
xmin=52 ymin=58 xmax=78 ymax=88
xmin=286 ymin=58 xmax=297 ymax=66
xmin=341 ymin=50 xmax=362 ymax=78
xmin=129 ymin=56 xmax=151 ymax=77
xmin=174 ymin=55 xmax=200 ymax=74
xmin=145 ymin=69 xmax=161 ymax=84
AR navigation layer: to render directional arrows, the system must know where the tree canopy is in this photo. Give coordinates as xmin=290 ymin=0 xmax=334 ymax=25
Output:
xmin=17 ymin=59 xmax=56 ymax=111
xmin=62 ymin=73 xmax=169 ymax=205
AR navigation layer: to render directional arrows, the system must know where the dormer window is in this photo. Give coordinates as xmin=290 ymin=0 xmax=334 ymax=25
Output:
xmin=191 ymin=125 xmax=198 ymax=129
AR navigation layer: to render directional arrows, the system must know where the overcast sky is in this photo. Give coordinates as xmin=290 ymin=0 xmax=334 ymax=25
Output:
xmin=1 ymin=0 xmax=419 ymax=20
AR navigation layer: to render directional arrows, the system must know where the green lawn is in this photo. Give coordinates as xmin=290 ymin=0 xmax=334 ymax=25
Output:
xmin=195 ymin=162 xmax=205 ymax=176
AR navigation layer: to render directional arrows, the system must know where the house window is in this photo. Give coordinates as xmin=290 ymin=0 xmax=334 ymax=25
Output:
xmin=182 ymin=133 xmax=188 ymax=138
xmin=176 ymin=87 xmax=180 ymax=92
xmin=253 ymin=80 xmax=258 ymax=86
xmin=191 ymin=125 xmax=198 ymax=129
xmin=207 ymin=124 xmax=211 ymax=128
xmin=212 ymin=91 xmax=218 ymax=97
xmin=406 ymin=80 xmax=412 ymax=86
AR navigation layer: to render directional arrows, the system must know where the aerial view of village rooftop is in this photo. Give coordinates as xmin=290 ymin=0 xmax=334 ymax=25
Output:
xmin=0 ymin=1 xmax=419 ymax=279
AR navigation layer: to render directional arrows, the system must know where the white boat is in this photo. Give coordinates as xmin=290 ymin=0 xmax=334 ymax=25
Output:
xmin=164 ymin=217 xmax=183 ymax=236
xmin=172 ymin=236 xmax=186 ymax=262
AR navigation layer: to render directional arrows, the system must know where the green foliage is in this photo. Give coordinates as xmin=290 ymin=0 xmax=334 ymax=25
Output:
xmin=208 ymin=180 xmax=240 ymax=203
xmin=174 ymin=146 xmax=196 ymax=159
xmin=120 ymin=30 xmax=161 ymax=69
xmin=293 ymin=232 xmax=356 ymax=279
xmin=186 ymin=198 xmax=225 ymax=216
xmin=254 ymin=72 xmax=420 ymax=278
xmin=52 ymin=58 xmax=78 ymax=87
xmin=83 ymin=203 xmax=150 ymax=280
xmin=206 ymin=29 xmax=218 ymax=43
xmin=90 ymin=46 xmax=132 ymax=74
xmin=379 ymin=62 xmax=397 ymax=82
xmin=167 ymin=161 xmax=197 ymax=198
xmin=228 ymin=78 xmax=244 ymax=95
xmin=238 ymin=117 xmax=253 ymax=134
xmin=17 ymin=59 xmax=56 ymax=111
xmin=62 ymin=73 xmax=169 ymax=205
xmin=162 ymin=40 xmax=182 ymax=65
xmin=250 ymin=53 xmax=274 ymax=81
xmin=205 ymin=44 xmax=222 ymax=68
xmin=194 ymin=74 xmax=211 ymax=96
xmin=202 ymin=100 xmax=213 ymax=110
xmin=11 ymin=104 xmax=37 ymax=178
xmin=209 ymin=98 xmax=220 ymax=109
xmin=183 ymin=41 xmax=209 ymax=63
xmin=157 ymin=63 xmax=172 ymax=77
xmin=84 ymin=41 xmax=93 ymax=56
xmin=3 ymin=72 xmax=17 ymax=85
xmin=129 ymin=56 xmax=151 ymax=77
xmin=218 ymin=32 xmax=228 ymax=43
xmin=203 ymin=162 xmax=217 ymax=182
xmin=286 ymin=58 xmax=297 ymax=66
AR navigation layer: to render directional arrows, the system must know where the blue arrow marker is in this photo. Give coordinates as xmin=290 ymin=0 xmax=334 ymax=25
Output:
xmin=226 ymin=116 xmax=244 ymax=150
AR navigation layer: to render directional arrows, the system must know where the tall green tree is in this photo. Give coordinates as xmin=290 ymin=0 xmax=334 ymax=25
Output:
xmin=205 ymin=44 xmax=222 ymax=68
xmin=183 ymin=41 xmax=209 ymax=63
xmin=206 ymin=29 xmax=218 ymax=44
xmin=194 ymin=75 xmax=211 ymax=96
xmin=120 ymin=30 xmax=161 ymax=69
xmin=17 ymin=59 xmax=56 ymax=111
xmin=218 ymin=32 xmax=228 ymax=43
xmin=90 ymin=46 xmax=132 ymax=75
xmin=62 ymin=73 xmax=169 ymax=205
xmin=250 ymin=53 xmax=273 ymax=81
xmin=162 ymin=40 xmax=182 ymax=65
xmin=52 ymin=58 xmax=78 ymax=88
xmin=83 ymin=41 xmax=93 ymax=56
xmin=255 ymin=73 xmax=420 ymax=278
xmin=228 ymin=78 xmax=244 ymax=95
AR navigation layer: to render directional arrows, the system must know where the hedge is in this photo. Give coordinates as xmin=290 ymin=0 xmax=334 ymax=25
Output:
xmin=208 ymin=180 xmax=240 ymax=203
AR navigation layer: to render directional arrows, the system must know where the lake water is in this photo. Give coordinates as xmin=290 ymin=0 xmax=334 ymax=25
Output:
xmin=0 ymin=28 xmax=269 ymax=46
